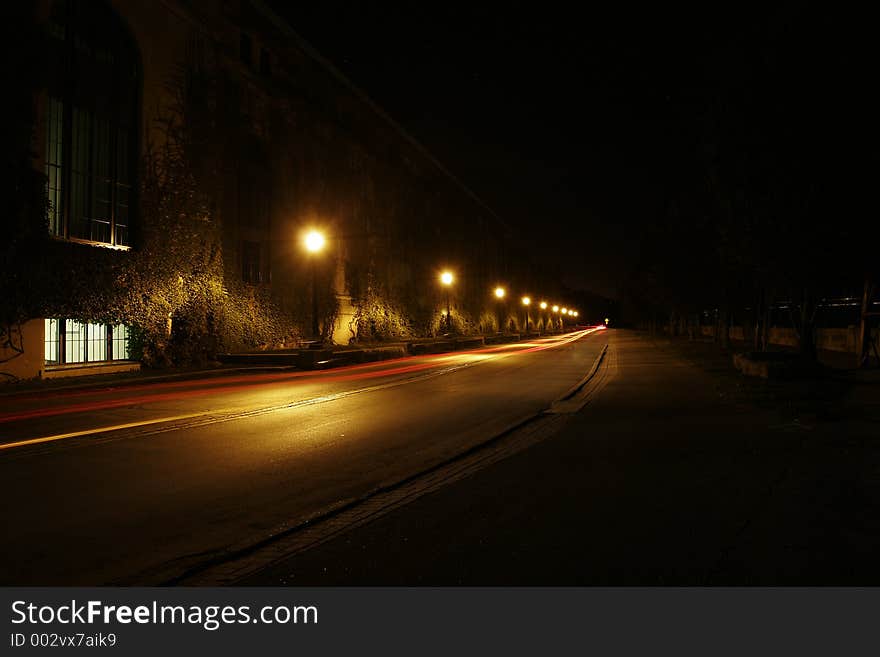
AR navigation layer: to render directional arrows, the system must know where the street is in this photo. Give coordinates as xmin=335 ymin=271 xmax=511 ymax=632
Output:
xmin=240 ymin=331 xmax=880 ymax=585
xmin=5 ymin=327 xmax=879 ymax=586
xmin=0 ymin=329 xmax=606 ymax=585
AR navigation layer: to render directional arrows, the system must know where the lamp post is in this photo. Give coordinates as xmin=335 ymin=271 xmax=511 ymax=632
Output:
xmin=440 ymin=271 xmax=454 ymax=333
xmin=304 ymin=229 xmax=326 ymax=340
xmin=521 ymin=296 xmax=531 ymax=333
xmin=494 ymin=286 xmax=506 ymax=334
xmin=539 ymin=301 xmax=547 ymax=332
xmin=552 ymin=305 xmax=560 ymax=332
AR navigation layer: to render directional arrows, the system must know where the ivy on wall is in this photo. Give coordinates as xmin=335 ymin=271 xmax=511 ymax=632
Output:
xmin=3 ymin=60 xmax=299 ymax=369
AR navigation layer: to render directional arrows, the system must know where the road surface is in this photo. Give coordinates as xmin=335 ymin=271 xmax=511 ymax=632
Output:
xmin=0 ymin=329 xmax=606 ymax=584
xmin=242 ymin=330 xmax=880 ymax=585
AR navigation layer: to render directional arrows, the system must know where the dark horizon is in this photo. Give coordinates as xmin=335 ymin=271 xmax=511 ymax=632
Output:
xmin=268 ymin=5 xmax=868 ymax=303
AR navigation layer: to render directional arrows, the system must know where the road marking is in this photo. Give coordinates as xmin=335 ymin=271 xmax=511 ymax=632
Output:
xmin=0 ymin=412 xmax=220 ymax=451
xmin=0 ymin=362 xmax=477 ymax=452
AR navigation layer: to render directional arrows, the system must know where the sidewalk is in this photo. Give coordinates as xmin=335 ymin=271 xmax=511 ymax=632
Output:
xmin=653 ymin=333 xmax=880 ymax=425
xmin=241 ymin=329 xmax=880 ymax=585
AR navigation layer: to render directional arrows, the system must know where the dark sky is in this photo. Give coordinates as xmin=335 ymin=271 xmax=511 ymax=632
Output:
xmin=266 ymin=5 xmax=859 ymax=300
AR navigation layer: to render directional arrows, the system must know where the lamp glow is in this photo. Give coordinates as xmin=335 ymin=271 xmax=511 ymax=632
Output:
xmin=304 ymin=230 xmax=325 ymax=253
xmin=540 ymin=301 xmax=547 ymax=310
xmin=521 ymin=296 xmax=531 ymax=306
xmin=552 ymin=305 xmax=559 ymax=313
xmin=494 ymin=286 xmax=506 ymax=299
xmin=440 ymin=271 xmax=454 ymax=286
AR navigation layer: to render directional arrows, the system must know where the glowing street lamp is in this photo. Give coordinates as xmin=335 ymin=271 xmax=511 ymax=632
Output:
xmin=304 ymin=230 xmax=325 ymax=253
xmin=302 ymin=229 xmax=326 ymax=339
xmin=440 ymin=271 xmax=454 ymax=332
xmin=494 ymin=287 xmax=506 ymax=334
xmin=539 ymin=301 xmax=547 ymax=310
xmin=521 ymin=296 xmax=531 ymax=332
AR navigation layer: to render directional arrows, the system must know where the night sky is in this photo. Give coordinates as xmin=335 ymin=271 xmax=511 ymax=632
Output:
xmin=268 ymin=5 xmax=863 ymax=300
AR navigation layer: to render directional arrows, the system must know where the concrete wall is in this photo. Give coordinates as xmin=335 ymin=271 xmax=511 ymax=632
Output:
xmin=697 ymin=325 xmax=875 ymax=354
xmin=0 ymin=320 xmax=45 ymax=382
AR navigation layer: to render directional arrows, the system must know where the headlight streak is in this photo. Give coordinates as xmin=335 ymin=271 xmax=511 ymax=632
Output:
xmin=0 ymin=328 xmax=604 ymax=451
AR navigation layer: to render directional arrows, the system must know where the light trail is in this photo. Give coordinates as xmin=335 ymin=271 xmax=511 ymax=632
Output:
xmin=0 ymin=328 xmax=603 ymax=448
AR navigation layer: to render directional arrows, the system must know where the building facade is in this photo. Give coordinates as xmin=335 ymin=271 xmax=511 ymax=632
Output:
xmin=2 ymin=0 xmax=528 ymax=382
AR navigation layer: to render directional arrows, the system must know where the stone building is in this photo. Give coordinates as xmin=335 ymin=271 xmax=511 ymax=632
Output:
xmin=2 ymin=0 xmax=526 ymax=382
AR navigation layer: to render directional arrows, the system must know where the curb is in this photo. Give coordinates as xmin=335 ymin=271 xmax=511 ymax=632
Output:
xmin=559 ymin=343 xmax=609 ymax=401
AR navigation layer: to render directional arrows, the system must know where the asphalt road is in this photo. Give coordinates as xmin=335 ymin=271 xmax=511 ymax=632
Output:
xmin=0 ymin=329 xmax=607 ymax=585
xmin=241 ymin=330 xmax=880 ymax=585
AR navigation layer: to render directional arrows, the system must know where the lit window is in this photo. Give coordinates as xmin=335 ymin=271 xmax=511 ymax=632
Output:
xmin=45 ymin=319 xmax=131 ymax=365
xmin=111 ymin=324 xmax=129 ymax=360
xmin=86 ymin=323 xmax=107 ymax=362
xmin=44 ymin=319 xmax=60 ymax=364
xmin=64 ymin=320 xmax=85 ymax=364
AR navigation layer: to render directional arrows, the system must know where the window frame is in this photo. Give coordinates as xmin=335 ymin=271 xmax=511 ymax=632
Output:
xmin=45 ymin=0 xmax=141 ymax=250
xmin=241 ymin=240 xmax=263 ymax=285
xmin=45 ymin=319 xmax=131 ymax=365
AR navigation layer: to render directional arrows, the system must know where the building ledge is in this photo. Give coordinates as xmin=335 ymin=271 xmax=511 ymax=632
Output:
xmin=43 ymin=361 xmax=141 ymax=379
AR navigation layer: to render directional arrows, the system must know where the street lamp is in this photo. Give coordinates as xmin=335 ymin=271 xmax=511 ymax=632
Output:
xmin=494 ymin=287 xmax=506 ymax=334
xmin=303 ymin=229 xmax=326 ymax=340
xmin=440 ymin=271 xmax=454 ymax=333
xmin=521 ymin=296 xmax=531 ymax=333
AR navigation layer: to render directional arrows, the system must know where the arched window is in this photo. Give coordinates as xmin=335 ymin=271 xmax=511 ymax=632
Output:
xmin=45 ymin=0 xmax=140 ymax=247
